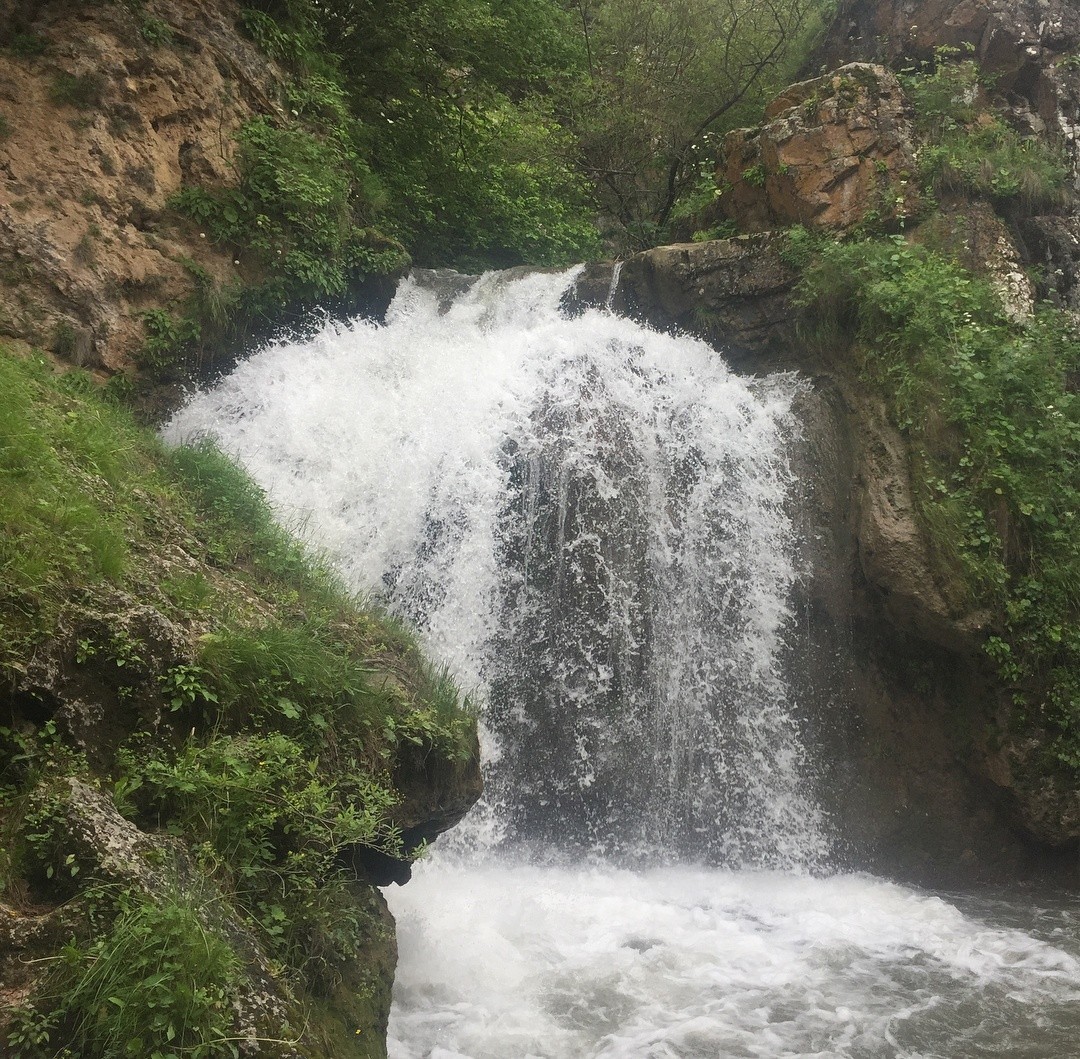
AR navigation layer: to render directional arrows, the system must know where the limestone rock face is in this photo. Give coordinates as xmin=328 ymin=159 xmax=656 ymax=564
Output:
xmin=714 ymin=64 xmax=921 ymax=234
xmin=0 ymin=0 xmax=284 ymax=373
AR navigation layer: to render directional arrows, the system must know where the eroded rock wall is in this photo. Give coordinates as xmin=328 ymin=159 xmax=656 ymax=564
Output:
xmin=0 ymin=0 xmax=280 ymax=373
xmin=572 ymin=228 xmax=1077 ymax=884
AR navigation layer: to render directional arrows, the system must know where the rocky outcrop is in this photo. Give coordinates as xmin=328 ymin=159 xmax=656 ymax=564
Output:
xmin=570 ymin=233 xmax=799 ymax=361
xmin=1 ymin=585 xmax=482 ymax=1057
xmin=711 ymin=64 xmax=922 ymax=234
xmin=811 ymin=0 xmax=1080 ymax=318
xmin=0 ymin=0 xmax=283 ymax=373
xmin=0 ymin=773 xmax=406 ymax=1057
xmin=813 ymin=0 xmax=1080 ymax=78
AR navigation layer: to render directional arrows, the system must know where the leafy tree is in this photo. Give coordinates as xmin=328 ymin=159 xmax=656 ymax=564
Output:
xmin=570 ymin=0 xmax=833 ymax=246
xmin=241 ymin=0 xmax=598 ymax=266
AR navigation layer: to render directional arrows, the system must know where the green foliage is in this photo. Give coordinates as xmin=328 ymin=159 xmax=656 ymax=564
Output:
xmin=569 ymin=0 xmax=834 ymax=244
xmin=172 ymin=117 xmax=384 ymax=303
xmin=120 ymin=732 xmax=398 ymax=971
xmin=0 ymin=722 xmax=83 ymax=865
xmin=166 ymin=0 xmax=831 ymax=273
xmin=8 ymin=891 xmax=239 ymax=1059
xmin=795 ymin=237 xmax=1080 ymax=765
xmin=904 ymin=53 xmax=1067 ymax=210
xmin=49 ymin=71 xmax=105 ymax=110
xmin=139 ymin=15 xmax=175 ymax=46
xmin=0 ymin=353 xmax=153 ymax=642
xmin=742 ymin=163 xmax=767 ymax=188
xmin=223 ymin=0 xmax=600 ymax=268
xmin=380 ymin=96 xmax=601 ymax=267
xmin=7 ymin=32 xmax=48 ymax=58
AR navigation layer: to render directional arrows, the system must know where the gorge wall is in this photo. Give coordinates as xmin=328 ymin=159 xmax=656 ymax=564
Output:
xmin=575 ymin=236 xmax=1075 ymax=883
xmin=571 ymin=0 xmax=1080 ymax=877
xmin=0 ymin=0 xmax=281 ymax=375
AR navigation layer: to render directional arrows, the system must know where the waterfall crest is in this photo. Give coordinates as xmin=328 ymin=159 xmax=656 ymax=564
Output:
xmin=164 ymin=267 xmax=829 ymax=870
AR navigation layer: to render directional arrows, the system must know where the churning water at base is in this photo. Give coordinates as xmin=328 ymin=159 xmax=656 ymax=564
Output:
xmin=387 ymin=861 xmax=1080 ymax=1059
xmin=165 ymin=268 xmax=1080 ymax=1058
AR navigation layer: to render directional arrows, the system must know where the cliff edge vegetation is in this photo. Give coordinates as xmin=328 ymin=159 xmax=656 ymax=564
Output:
xmin=0 ymin=349 xmax=481 ymax=1057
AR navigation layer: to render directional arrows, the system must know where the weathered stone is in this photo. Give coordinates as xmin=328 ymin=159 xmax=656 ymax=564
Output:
xmin=916 ymin=201 xmax=1037 ymax=319
xmin=570 ymin=233 xmax=800 ymax=362
xmin=811 ymin=0 xmax=1080 ymax=230
xmin=1017 ymin=212 xmax=1080 ymax=318
xmin=813 ymin=0 xmax=1080 ymax=75
xmin=0 ymin=0 xmax=286 ymax=375
xmin=348 ymin=730 xmax=483 ymax=886
xmin=713 ymin=64 xmax=922 ymax=234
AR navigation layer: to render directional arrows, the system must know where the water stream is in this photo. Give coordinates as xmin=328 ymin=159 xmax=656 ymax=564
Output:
xmin=165 ymin=268 xmax=1080 ymax=1058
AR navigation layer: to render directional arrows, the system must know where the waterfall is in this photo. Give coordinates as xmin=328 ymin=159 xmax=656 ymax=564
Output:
xmin=605 ymin=260 xmax=623 ymax=308
xmin=165 ymin=266 xmax=828 ymax=871
xmin=164 ymin=267 xmax=1080 ymax=1059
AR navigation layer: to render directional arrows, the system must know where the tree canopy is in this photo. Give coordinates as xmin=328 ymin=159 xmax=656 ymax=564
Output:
xmin=232 ymin=0 xmax=832 ymax=264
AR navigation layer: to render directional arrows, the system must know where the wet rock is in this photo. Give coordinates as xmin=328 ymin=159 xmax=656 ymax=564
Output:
xmin=570 ymin=233 xmax=799 ymax=362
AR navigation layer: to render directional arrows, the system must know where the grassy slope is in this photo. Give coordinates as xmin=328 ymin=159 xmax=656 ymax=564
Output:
xmin=0 ymin=348 xmax=478 ymax=1058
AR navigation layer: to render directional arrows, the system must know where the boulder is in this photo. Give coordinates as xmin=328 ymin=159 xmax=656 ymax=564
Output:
xmin=713 ymin=64 xmax=921 ymax=234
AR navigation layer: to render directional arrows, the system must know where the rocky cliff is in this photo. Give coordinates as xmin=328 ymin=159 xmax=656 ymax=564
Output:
xmin=0 ymin=0 xmax=284 ymax=376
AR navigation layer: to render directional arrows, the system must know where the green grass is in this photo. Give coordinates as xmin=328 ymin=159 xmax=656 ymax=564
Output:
xmin=0 ymin=348 xmax=474 ymax=751
xmin=6 ymin=889 xmax=239 ymax=1059
xmin=904 ymin=55 xmax=1068 ymax=210
xmin=0 ymin=356 xmax=157 ymax=642
xmin=0 ymin=346 xmax=477 ymax=1053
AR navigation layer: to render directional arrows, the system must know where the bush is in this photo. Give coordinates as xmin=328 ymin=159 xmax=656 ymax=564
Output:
xmin=171 ymin=117 xmax=402 ymax=306
xmin=49 ymin=71 xmax=105 ymax=110
xmin=905 ymin=54 xmax=1068 ymax=210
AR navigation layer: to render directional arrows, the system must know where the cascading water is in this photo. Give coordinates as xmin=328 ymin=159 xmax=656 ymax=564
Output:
xmin=165 ymin=268 xmax=1080 ymax=1059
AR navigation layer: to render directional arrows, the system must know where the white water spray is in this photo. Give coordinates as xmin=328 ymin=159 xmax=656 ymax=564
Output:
xmin=166 ymin=267 xmax=827 ymax=870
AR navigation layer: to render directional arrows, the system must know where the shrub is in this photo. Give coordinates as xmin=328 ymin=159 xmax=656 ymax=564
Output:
xmin=905 ymin=54 xmax=1068 ymax=210
xmin=50 ymin=71 xmax=105 ymax=110
xmin=7 ymin=891 xmax=239 ymax=1059
xmin=171 ymin=117 xmax=404 ymax=306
